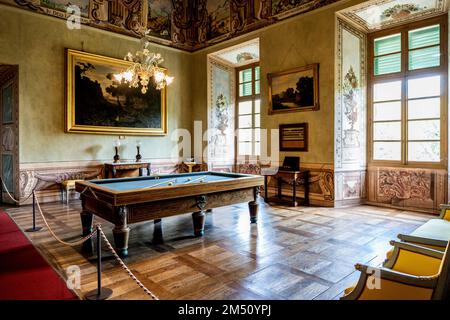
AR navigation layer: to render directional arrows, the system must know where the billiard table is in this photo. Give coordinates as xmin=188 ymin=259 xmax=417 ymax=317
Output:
xmin=76 ymin=171 xmax=264 ymax=257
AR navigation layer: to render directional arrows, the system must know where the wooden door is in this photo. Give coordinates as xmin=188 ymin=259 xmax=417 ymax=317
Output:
xmin=0 ymin=65 xmax=19 ymax=204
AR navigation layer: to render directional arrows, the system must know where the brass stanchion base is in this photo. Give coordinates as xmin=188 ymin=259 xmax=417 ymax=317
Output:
xmin=25 ymin=226 xmax=42 ymax=232
xmin=85 ymin=287 xmax=113 ymax=300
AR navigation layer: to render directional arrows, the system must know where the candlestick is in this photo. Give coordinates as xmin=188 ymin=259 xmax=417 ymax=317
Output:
xmin=136 ymin=140 xmax=142 ymax=162
xmin=113 ymin=140 xmax=120 ymax=163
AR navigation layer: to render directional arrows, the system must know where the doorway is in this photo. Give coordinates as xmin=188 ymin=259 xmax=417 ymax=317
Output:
xmin=0 ymin=65 xmax=19 ymax=205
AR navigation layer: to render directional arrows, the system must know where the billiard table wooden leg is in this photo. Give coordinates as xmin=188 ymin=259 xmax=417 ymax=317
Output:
xmin=113 ymin=225 xmax=130 ymax=257
xmin=192 ymin=211 xmax=205 ymax=237
xmin=112 ymin=206 xmax=130 ymax=257
xmin=248 ymin=201 xmax=258 ymax=223
xmin=80 ymin=210 xmax=93 ymax=253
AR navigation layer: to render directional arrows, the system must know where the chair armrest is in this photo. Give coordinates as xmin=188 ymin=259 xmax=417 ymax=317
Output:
xmin=390 ymin=240 xmax=444 ymax=258
xmin=355 ymin=264 xmax=437 ymax=288
xmin=397 ymin=233 xmax=448 ymax=248
xmin=341 ymin=264 xmax=437 ymax=300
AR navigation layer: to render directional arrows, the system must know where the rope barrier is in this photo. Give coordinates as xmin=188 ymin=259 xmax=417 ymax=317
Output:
xmin=1 ymin=176 xmax=159 ymax=300
xmin=34 ymin=195 xmax=98 ymax=246
xmin=80 ymin=186 xmax=98 ymax=199
xmin=0 ymin=177 xmax=35 ymax=204
xmin=98 ymin=227 xmax=159 ymax=300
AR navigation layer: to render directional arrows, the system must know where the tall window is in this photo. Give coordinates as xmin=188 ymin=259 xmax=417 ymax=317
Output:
xmin=368 ymin=16 xmax=447 ymax=166
xmin=236 ymin=63 xmax=260 ymax=156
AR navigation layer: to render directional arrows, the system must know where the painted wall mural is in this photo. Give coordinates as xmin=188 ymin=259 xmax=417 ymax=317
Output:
xmin=334 ymin=18 xmax=367 ymax=206
xmin=208 ymin=60 xmax=235 ymax=169
xmin=1 ymin=0 xmax=342 ymax=51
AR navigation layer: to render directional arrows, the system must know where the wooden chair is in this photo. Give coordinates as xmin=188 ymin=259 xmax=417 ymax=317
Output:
xmin=341 ymin=241 xmax=450 ymax=300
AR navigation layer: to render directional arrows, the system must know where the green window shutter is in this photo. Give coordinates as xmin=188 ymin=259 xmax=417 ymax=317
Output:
xmin=374 ymin=34 xmax=401 ymax=75
xmin=374 ymin=34 xmax=401 ymax=56
xmin=409 ymin=25 xmax=440 ymax=49
xmin=408 ymin=25 xmax=440 ymax=70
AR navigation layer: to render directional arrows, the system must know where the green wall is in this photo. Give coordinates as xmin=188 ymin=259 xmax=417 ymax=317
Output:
xmin=0 ymin=0 xmax=363 ymax=165
xmin=191 ymin=0 xmax=363 ymax=165
xmin=0 ymin=5 xmax=192 ymax=163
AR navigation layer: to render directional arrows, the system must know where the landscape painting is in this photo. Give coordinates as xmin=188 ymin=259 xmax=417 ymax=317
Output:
xmin=268 ymin=64 xmax=319 ymax=114
xmin=147 ymin=0 xmax=173 ymax=40
xmin=40 ymin=0 xmax=90 ymax=17
xmin=207 ymin=0 xmax=230 ymax=40
xmin=66 ymin=49 xmax=167 ymax=135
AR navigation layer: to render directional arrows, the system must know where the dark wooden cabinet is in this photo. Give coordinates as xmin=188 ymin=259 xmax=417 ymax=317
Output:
xmin=104 ymin=161 xmax=151 ymax=179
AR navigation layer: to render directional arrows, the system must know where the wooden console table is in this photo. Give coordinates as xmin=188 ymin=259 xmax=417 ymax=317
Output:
xmin=263 ymin=169 xmax=310 ymax=206
xmin=104 ymin=161 xmax=151 ymax=179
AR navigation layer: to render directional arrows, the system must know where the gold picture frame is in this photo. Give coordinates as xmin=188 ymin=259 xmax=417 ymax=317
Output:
xmin=65 ymin=49 xmax=167 ymax=135
xmin=268 ymin=63 xmax=319 ymax=115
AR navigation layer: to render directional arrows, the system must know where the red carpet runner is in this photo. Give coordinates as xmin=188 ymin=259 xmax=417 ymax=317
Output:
xmin=0 ymin=209 xmax=78 ymax=300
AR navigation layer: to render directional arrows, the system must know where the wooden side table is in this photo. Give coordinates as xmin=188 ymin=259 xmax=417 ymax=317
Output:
xmin=263 ymin=169 xmax=310 ymax=206
xmin=104 ymin=161 xmax=151 ymax=179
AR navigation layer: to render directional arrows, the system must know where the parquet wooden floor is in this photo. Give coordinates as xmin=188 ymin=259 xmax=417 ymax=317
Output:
xmin=3 ymin=200 xmax=432 ymax=300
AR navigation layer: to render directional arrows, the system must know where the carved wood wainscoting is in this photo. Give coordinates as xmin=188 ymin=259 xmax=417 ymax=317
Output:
xmin=19 ymin=159 xmax=180 ymax=205
xmin=366 ymin=166 xmax=448 ymax=214
xmin=237 ymin=163 xmax=334 ymax=207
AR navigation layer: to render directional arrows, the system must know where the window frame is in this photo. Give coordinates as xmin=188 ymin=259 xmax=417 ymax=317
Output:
xmin=235 ymin=62 xmax=261 ymax=159
xmin=367 ymin=15 xmax=448 ymax=169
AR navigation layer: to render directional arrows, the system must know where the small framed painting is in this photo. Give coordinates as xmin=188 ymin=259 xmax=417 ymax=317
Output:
xmin=268 ymin=64 xmax=319 ymax=114
xmin=279 ymin=123 xmax=308 ymax=152
xmin=65 ymin=49 xmax=167 ymax=135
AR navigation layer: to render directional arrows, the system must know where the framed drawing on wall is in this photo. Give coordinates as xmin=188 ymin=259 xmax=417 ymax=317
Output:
xmin=279 ymin=123 xmax=308 ymax=152
xmin=268 ymin=64 xmax=319 ymax=114
xmin=65 ymin=49 xmax=167 ymax=135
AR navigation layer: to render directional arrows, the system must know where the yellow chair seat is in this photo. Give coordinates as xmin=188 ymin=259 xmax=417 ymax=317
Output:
xmin=61 ymin=179 xmax=82 ymax=189
xmin=60 ymin=179 xmax=83 ymax=205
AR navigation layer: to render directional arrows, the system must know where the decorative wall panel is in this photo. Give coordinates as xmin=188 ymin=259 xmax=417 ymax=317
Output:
xmin=334 ymin=18 xmax=367 ymax=206
xmin=366 ymin=166 xmax=446 ymax=213
xmin=19 ymin=159 xmax=180 ymax=204
xmin=207 ymin=58 xmax=235 ymax=170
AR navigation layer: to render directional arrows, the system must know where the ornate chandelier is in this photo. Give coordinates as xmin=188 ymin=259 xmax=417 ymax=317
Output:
xmin=114 ymin=30 xmax=174 ymax=94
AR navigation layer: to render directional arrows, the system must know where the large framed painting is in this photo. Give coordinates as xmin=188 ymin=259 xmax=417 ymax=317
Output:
xmin=65 ymin=49 xmax=167 ymax=135
xmin=279 ymin=123 xmax=308 ymax=152
xmin=268 ymin=64 xmax=319 ymax=114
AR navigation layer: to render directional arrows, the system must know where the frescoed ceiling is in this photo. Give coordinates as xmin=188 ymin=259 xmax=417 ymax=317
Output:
xmin=0 ymin=0 xmax=342 ymax=51
xmin=338 ymin=0 xmax=448 ymax=32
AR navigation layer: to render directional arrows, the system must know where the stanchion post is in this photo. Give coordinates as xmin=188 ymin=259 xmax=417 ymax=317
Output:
xmin=85 ymin=226 xmax=113 ymax=300
xmin=26 ymin=192 xmax=42 ymax=233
